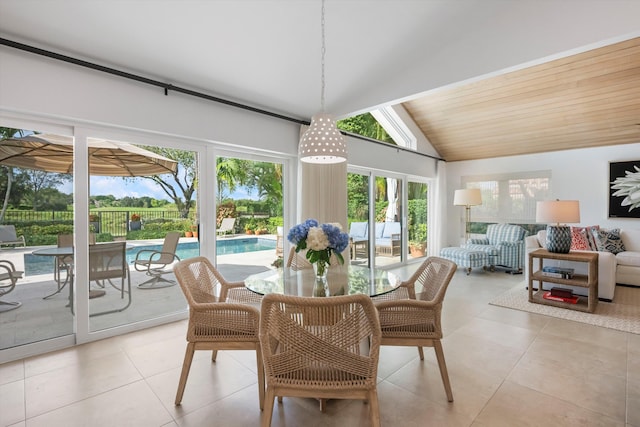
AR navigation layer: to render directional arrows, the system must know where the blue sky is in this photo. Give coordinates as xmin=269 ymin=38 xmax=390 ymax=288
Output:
xmin=59 ymin=177 xmax=259 ymax=201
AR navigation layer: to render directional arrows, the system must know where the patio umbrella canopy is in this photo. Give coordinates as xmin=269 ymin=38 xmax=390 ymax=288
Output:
xmin=0 ymin=134 xmax=178 ymax=176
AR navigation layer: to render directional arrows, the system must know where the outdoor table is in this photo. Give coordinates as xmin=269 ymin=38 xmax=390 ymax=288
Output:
xmin=31 ymin=244 xmax=131 ymax=308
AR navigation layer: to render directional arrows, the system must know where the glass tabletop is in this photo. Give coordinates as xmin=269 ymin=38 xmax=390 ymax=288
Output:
xmin=244 ymin=264 xmax=401 ymax=297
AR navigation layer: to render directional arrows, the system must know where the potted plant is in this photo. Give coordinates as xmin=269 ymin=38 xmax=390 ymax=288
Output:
xmin=245 ymin=219 xmax=256 ymax=235
xmin=191 ymin=224 xmax=199 ymax=238
xmin=184 ymin=222 xmax=193 ymax=237
xmin=409 ymin=223 xmax=427 ymax=257
xmin=129 ymin=213 xmax=142 ymax=231
xmin=89 ymin=213 xmax=101 ymax=233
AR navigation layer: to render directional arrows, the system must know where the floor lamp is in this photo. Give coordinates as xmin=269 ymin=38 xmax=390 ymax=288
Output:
xmin=454 ymin=189 xmax=482 ymax=242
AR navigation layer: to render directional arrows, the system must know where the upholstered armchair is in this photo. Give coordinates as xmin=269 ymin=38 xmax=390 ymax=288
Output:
xmin=463 ymin=223 xmax=527 ymax=273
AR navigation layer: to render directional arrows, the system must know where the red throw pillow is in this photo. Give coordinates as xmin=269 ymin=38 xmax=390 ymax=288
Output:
xmin=570 ymin=227 xmax=591 ymax=251
xmin=571 ymin=225 xmax=600 ymax=251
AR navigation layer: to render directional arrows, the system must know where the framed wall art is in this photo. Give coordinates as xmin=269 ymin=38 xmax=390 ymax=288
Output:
xmin=609 ymin=160 xmax=640 ymax=218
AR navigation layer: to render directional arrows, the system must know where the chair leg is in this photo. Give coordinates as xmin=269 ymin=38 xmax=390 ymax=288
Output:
xmin=256 ymin=345 xmax=265 ymax=410
xmin=417 ymin=346 xmax=424 ymax=360
xmin=261 ymin=388 xmax=276 ymax=427
xmin=175 ymin=343 xmax=196 ymax=405
xmin=137 ymin=274 xmax=176 ymax=289
xmin=0 ymin=300 xmax=22 ymax=313
xmin=433 ymin=340 xmax=454 ymax=402
xmin=211 ymin=349 xmax=218 ymax=362
xmin=368 ymin=389 xmax=381 ymax=427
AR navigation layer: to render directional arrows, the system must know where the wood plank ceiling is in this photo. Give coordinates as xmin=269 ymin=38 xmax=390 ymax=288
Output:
xmin=402 ymin=37 xmax=640 ymax=162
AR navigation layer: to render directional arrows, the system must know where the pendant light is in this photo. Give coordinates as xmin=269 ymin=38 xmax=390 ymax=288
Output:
xmin=298 ymin=0 xmax=348 ymax=164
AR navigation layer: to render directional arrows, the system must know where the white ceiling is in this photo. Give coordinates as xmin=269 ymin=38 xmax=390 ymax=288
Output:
xmin=1 ymin=0 xmax=640 ymax=127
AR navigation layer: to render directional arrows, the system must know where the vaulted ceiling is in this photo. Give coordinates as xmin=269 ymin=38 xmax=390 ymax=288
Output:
xmin=402 ymin=37 xmax=640 ymax=162
xmin=1 ymin=1 xmax=639 ymax=162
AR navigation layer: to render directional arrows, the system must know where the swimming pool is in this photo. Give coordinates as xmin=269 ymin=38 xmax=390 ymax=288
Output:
xmin=23 ymin=237 xmax=276 ymax=276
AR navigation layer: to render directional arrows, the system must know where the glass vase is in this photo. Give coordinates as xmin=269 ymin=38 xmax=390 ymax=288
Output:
xmin=312 ymin=260 xmax=328 ymax=281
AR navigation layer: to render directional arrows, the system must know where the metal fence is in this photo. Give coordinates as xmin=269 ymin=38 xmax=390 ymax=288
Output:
xmin=3 ymin=209 xmax=184 ymax=236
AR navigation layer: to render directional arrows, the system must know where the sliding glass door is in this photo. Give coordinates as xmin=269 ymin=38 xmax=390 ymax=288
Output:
xmin=214 ymin=154 xmax=284 ymax=281
xmin=347 ymin=171 xmax=370 ymax=267
xmin=0 ymin=126 xmax=76 ymax=351
xmin=408 ymin=180 xmax=429 ymax=260
xmin=87 ymin=137 xmax=199 ymax=332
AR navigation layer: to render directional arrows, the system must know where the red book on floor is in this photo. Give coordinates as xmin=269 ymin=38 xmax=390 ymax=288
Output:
xmin=542 ymin=291 xmax=579 ymax=304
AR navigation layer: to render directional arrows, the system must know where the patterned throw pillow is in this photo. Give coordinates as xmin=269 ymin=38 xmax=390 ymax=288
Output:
xmin=586 ymin=225 xmax=600 ymax=251
xmin=570 ymin=227 xmax=591 ymax=251
xmin=590 ymin=228 xmax=626 ymax=254
xmin=572 ymin=225 xmax=600 ymax=250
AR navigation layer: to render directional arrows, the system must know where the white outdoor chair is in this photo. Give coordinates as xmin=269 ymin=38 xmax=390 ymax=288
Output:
xmin=0 ymin=259 xmax=23 ymax=312
xmin=0 ymin=225 xmax=25 ymax=248
xmin=133 ymin=232 xmax=181 ymax=289
xmin=216 ymin=217 xmax=236 ymax=237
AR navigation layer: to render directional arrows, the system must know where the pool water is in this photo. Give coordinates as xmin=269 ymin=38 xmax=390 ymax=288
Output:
xmin=23 ymin=237 xmax=276 ymax=276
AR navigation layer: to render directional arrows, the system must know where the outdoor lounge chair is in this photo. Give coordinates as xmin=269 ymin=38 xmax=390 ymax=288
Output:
xmin=86 ymin=241 xmax=132 ymax=316
xmin=133 ymin=232 xmax=181 ymax=289
xmin=0 ymin=259 xmax=23 ymax=312
xmin=216 ymin=217 xmax=236 ymax=237
xmin=0 ymin=225 xmax=25 ymax=248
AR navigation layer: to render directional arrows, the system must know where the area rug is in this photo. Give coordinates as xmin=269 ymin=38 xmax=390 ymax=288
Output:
xmin=489 ymin=284 xmax=640 ymax=334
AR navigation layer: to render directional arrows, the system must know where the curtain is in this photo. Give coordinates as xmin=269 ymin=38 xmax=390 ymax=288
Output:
xmin=430 ymin=160 xmax=447 ymax=256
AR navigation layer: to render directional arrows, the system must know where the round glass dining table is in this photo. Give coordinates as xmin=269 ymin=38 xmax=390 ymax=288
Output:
xmin=244 ymin=264 xmax=401 ymax=297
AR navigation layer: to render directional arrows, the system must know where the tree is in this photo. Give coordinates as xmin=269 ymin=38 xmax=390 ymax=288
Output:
xmin=24 ymin=170 xmax=71 ymax=211
xmin=0 ymin=128 xmax=27 ymax=221
xmin=337 ymin=113 xmax=396 ymax=144
xmin=347 ymin=173 xmax=369 ymax=220
xmin=132 ymin=147 xmax=197 ymax=218
xmin=247 ymin=162 xmax=283 ymax=216
xmin=216 ymin=157 xmax=250 ymax=202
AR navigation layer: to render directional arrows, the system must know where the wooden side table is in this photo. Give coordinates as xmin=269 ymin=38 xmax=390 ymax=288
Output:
xmin=528 ymin=249 xmax=598 ymax=313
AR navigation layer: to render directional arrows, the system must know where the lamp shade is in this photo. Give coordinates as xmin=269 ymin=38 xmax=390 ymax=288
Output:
xmin=299 ymin=113 xmax=348 ymax=164
xmin=535 ymin=200 xmax=580 ymax=224
xmin=453 ymin=189 xmax=482 ymax=206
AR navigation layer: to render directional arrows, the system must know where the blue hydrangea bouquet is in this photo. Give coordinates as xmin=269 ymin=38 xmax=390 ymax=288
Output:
xmin=287 ymin=218 xmax=349 ymax=277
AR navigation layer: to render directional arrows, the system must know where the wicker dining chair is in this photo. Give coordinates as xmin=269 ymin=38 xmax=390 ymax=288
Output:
xmin=173 ymin=256 xmax=265 ymax=408
xmin=373 ymin=256 xmax=457 ymax=402
xmin=285 ymin=247 xmax=312 ymax=270
xmin=259 ymin=293 xmax=381 ymax=427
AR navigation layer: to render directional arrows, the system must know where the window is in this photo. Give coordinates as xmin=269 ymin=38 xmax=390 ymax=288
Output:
xmin=462 ymin=170 xmax=551 ymax=225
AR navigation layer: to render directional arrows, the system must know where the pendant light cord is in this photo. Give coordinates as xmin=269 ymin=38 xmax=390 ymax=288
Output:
xmin=320 ymin=0 xmax=326 ymax=113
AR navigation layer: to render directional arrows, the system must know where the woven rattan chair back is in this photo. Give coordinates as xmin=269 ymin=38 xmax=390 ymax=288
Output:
xmin=374 ymin=256 xmax=457 ymax=402
xmin=285 ymin=247 xmax=312 ymax=270
xmin=259 ymin=293 xmax=381 ymax=427
xmin=285 ymin=247 xmax=342 ymax=271
xmin=410 ymin=256 xmax=457 ymax=303
xmin=173 ymin=257 xmax=264 ymax=408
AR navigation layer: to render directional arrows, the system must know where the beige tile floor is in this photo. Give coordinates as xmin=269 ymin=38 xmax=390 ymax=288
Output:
xmin=1 ymin=266 xmax=639 ymax=427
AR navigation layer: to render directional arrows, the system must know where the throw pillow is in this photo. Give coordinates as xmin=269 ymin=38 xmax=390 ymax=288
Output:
xmin=586 ymin=225 xmax=600 ymax=251
xmin=572 ymin=225 xmax=600 ymax=251
xmin=591 ymin=228 xmax=626 ymax=254
xmin=570 ymin=227 xmax=591 ymax=251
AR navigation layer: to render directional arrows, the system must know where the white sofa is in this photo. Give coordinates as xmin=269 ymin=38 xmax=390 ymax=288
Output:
xmin=525 ymin=228 xmax=640 ymax=301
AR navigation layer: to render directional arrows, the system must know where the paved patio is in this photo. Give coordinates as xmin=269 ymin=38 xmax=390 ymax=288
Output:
xmin=0 ymin=234 xmax=408 ymax=351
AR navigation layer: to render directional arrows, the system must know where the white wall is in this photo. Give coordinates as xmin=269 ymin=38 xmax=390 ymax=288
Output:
xmin=445 ymin=143 xmax=640 ymax=246
xmin=0 ymin=47 xmax=434 ymax=178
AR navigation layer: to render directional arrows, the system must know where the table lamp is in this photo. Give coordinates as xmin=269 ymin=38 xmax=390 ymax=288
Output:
xmin=536 ymin=200 xmax=580 ymax=253
xmin=454 ymin=189 xmax=482 ymax=242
